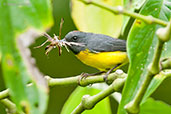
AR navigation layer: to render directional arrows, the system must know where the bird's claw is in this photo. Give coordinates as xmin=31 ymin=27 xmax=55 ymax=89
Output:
xmin=78 ymin=72 xmax=90 ymax=85
xmin=80 ymin=72 xmax=90 ymax=80
xmin=103 ymin=73 xmax=109 ymax=83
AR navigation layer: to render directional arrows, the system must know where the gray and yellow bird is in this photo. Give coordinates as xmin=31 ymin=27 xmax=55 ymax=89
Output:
xmin=63 ymin=31 xmax=128 ymax=75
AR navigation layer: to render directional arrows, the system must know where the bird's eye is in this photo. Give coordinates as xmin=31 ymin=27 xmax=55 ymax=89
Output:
xmin=72 ymin=36 xmax=77 ymax=41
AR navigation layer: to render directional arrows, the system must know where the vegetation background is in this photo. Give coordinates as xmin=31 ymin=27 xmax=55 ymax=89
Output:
xmin=0 ymin=0 xmax=171 ymax=114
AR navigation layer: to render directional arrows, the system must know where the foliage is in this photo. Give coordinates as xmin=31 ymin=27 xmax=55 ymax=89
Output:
xmin=0 ymin=0 xmax=171 ymax=114
xmin=61 ymin=86 xmax=112 ymax=114
xmin=0 ymin=0 xmax=53 ymax=113
xmin=71 ymin=0 xmax=123 ymax=38
xmin=118 ymin=0 xmax=171 ymax=113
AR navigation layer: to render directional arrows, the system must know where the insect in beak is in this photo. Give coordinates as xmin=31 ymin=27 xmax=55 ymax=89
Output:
xmin=34 ymin=18 xmax=65 ymax=56
xmin=34 ymin=18 xmax=85 ymax=56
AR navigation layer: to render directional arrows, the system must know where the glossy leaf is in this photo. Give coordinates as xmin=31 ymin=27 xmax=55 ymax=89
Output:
xmin=118 ymin=0 xmax=171 ymax=113
xmin=61 ymin=86 xmax=112 ymax=114
xmin=0 ymin=0 xmax=53 ymax=113
xmin=123 ymin=0 xmax=146 ymax=20
xmin=125 ymin=0 xmax=146 ymax=10
xmin=71 ymin=0 xmax=123 ymax=38
xmin=142 ymin=71 xmax=171 ymax=103
xmin=140 ymin=98 xmax=171 ymax=114
xmin=121 ymin=0 xmax=146 ymax=36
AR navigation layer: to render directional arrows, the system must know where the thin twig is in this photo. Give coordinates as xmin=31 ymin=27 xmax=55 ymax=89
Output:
xmin=78 ymin=0 xmax=168 ymax=26
xmin=0 ymin=71 xmax=127 ymax=100
xmin=0 ymin=99 xmax=18 ymax=114
xmin=71 ymin=77 xmax=127 ymax=114
xmin=125 ymin=20 xmax=171 ymax=114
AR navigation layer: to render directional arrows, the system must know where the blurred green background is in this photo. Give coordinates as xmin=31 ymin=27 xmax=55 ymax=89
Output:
xmin=0 ymin=0 xmax=171 ymax=114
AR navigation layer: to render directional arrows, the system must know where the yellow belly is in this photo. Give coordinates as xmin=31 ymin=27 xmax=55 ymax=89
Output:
xmin=76 ymin=50 xmax=128 ymax=71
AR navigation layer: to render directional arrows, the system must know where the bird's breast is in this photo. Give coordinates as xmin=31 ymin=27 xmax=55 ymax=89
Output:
xmin=76 ymin=49 xmax=128 ymax=71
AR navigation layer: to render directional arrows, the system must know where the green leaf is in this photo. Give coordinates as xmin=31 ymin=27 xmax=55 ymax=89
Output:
xmin=0 ymin=0 xmax=53 ymax=113
xmin=61 ymin=86 xmax=112 ymax=114
xmin=142 ymin=71 xmax=171 ymax=103
xmin=71 ymin=0 xmax=123 ymax=38
xmin=140 ymin=98 xmax=171 ymax=114
xmin=121 ymin=0 xmax=146 ymax=36
xmin=0 ymin=51 xmax=1 ymax=63
xmin=118 ymin=0 xmax=171 ymax=113
xmin=124 ymin=0 xmax=146 ymax=10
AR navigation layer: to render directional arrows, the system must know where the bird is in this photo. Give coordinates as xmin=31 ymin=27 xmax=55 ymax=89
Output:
xmin=63 ymin=31 xmax=128 ymax=81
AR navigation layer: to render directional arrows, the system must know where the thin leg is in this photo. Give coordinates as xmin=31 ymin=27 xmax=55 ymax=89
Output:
xmin=103 ymin=64 xmax=121 ymax=82
xmin=78 ymin=71 xmax=105 ymax=85
xmin=81 ymin=71 xmax=105 ymax=79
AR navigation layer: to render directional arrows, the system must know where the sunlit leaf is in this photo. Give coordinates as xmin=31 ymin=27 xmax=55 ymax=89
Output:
xmin=0 ymin=0 xmax=53 ymax=113
xmin=140 ymin=98 xmax=171 ymax=114
xmin=121 ymin=0 xmax=146 ymax=37
xmin=142 ymin=71 xmax=171 ymax=103
xmin=71 ymin=0 xmax=123 ymax=38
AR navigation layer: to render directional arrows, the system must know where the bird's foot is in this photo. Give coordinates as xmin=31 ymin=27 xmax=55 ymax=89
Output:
xmin=80 ymin=72 xmax=90 ymax=80
xmin=78 ymin=71 xmax=105 ymax=85
xmin=78 ymin=72 xmax=91 ymax=85
xmin=103 ymin=64 xmax=121 ymax=83
xmin=103 ymin=70 xmax=111 ymax=83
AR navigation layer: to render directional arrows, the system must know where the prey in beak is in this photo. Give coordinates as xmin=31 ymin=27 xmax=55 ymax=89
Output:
xmin=34 ymin=18 xmax=84 ymax=56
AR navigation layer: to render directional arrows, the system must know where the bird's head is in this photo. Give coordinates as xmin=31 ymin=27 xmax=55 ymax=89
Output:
xmin=64 ymin=31 xmax=88 ymax=54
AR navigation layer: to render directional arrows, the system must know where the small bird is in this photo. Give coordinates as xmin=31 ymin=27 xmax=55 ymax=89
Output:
xmin=64 ymin=31 xmax=128 ymax=80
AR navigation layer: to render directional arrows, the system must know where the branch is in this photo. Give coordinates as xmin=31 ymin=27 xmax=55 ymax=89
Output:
xmin=72 ymin=69 xmax=171 ymax=114
xmin=0 ymin=57 xmax=171 ymax=112
xmin=0 ymin=71 xmax=127 ymax=100
xmin=125 ymin=20 xmax=171 ymax=114
xmin=161 ymin=58 xmax=171 ymax=70
xmin=46 ymin=71 xmax=127 ymax=87
xmin=0 ymin=89 xmax=9 ymax=100
xmin=71 ymin=77 xmax=126 ymax=114
xmin=0 ymin=99 xmax=18 ymax=114
xmin=78 ymin=0 xmax=168 ymax=26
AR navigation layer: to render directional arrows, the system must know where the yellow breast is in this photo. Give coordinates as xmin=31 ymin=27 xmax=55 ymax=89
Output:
xmin=76 ymin=49 xmax=128 ymax=71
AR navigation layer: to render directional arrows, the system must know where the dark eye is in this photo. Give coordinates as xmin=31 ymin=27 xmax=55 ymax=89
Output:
xmin=72 ymin=36 xmax=77 ymax=41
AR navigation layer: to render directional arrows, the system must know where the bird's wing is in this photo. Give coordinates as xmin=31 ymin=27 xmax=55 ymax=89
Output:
xmin=87 ymin=34 xmax=126 ymax=53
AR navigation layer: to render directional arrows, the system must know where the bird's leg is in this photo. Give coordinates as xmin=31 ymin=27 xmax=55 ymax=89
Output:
xmin=80 ymin=71 xmax=105 ymax=80
xmin=103 ymin=64 xmax=121 ymax=82
xmin=78 ymin=71 xmax=105 ymax=85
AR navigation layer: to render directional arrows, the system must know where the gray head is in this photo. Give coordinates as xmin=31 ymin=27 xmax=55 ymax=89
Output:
xmin=64 ymin=31 xmax=88 ymax=54
xmin=64 ymin=31 xmax=126 ymax=54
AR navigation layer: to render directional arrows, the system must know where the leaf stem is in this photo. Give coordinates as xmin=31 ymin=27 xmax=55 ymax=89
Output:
xmin=0 ymin=71 xmax=127 ymax=100
xmin=71 ymin=102 xmax=85 ymax=114
xmin=71 ymin=69 xmax=171 ymax=114
xmin=124 ymin=72 xmax=153 ymax=113
xmin=0 ymin=68 xmax=171 ymax=113
xmin=71 ymin=77 xmax=126 ymax=114
xmin=161 ymin=58 xmax=171 ymax=70
xmin=125 ymin=20 xmax=171 ymax=114
xmin=0 ymin=59 xmax=171 ymax=112
xmin=78 ymin=0 xmax=168 ymax=26
xmin=0 ymin=89 xmax=9 ymax=100
xmin=0 ymin=99 xmax=18 ymax=114
xmin=46 ymin=71 xmax=127 ymax=87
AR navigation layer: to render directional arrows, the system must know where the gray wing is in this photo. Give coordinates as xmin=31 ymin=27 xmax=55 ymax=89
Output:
xmin=87 ymin=33 xmax=126 ymax=53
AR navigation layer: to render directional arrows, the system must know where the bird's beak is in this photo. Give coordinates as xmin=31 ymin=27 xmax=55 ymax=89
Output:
xmin=61 ymin=38 xmax=66 ymax=41
xmin=60 ymin=38 xmax=70 ymax=47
